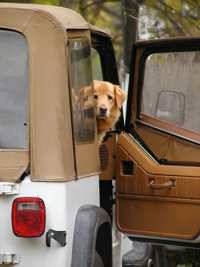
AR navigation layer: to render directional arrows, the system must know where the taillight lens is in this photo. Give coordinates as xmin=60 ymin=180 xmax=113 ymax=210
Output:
xmin=12 ymin=197 xmax=45 ymax=237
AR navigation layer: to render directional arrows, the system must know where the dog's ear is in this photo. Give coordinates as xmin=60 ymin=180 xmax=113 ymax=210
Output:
xmin=114 ymin=85 xmax=127 ymax=108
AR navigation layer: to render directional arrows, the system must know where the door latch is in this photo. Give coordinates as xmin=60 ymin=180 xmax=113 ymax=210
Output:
xmin=0 ymin=183 xmax=19 ymax=195
xmin=0 ymin=253 xmax=20 ymax=264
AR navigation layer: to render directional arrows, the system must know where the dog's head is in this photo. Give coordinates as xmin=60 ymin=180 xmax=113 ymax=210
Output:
xmin=93 ymin=80 xmax=126 ymax=119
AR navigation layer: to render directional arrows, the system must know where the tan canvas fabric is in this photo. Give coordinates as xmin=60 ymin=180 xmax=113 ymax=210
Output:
xmin=0 ymin=3 xmax=102 ymax=182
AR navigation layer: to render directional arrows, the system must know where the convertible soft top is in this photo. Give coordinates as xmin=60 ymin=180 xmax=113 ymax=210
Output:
xmin=0 ymin=4 xmax=105 ymax=182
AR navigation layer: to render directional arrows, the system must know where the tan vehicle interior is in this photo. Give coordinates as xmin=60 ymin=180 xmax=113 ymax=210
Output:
xmin=116 ymin=38 xmax=200 ymax=245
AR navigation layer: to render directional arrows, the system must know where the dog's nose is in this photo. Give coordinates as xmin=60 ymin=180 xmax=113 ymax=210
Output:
xmin=99 ymin=104 xmax=107 ymax=113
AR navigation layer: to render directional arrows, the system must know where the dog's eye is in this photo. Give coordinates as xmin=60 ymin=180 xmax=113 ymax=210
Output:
xmin=108 ymin=95 xmax=113 ymax=100
xmin=94 ymin=95 xmax=98 ymax=99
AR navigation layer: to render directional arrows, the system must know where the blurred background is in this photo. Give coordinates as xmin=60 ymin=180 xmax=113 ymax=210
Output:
xmin=1 ymin=0 xmax=200 ymax=81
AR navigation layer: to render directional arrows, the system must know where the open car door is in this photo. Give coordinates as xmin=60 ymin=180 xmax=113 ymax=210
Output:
xmin=116 ymin=37 xmax=200 ymax=247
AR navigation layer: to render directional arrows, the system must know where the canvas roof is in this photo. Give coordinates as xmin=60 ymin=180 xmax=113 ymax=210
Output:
xmin=0 ymin=3 xmax=101 ymax=182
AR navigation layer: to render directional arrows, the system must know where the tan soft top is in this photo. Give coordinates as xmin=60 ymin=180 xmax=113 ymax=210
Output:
xmin=0 ymin=3 xmax=107 ymax=33
xmin=0 ymin=3 xmax=87 ymax=27
xmin=0 ymin=3 xmax=101 ymax=182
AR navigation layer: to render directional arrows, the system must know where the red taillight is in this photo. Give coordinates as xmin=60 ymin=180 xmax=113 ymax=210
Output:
xmin=12 ymin=197 xmax=45 ymax=237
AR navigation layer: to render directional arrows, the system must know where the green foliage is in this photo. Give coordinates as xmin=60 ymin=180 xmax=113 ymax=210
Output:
xmin=85 ymin=2 xmax=122 ymax=60
xmin=33 ymin=0 xmax=59 ymax=5
xmin=63 ymin=1 xmax=122 ymax=65
xmin=143 ymin=0 xmax=200 ymax=38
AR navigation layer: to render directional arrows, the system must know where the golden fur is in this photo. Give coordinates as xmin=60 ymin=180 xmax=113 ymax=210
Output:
xmin=93 ymin=80 xmax=126 ymax=145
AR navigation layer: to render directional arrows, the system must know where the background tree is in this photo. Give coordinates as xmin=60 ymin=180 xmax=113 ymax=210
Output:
xmin=141 ymin=0 xmax=200 ymax=38
xmin=58 ymin=0 xmax=123 ymax=63
xmin=55 ymin=0 xmax=200 ymax=71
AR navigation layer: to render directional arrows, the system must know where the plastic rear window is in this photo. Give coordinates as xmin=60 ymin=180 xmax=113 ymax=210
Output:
xmin=0 ymin=30 xmax=28 ymax=149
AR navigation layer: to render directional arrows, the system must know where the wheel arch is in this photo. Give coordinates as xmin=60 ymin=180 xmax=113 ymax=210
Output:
xmin=71 ymin=204 xmax=112 ymax=267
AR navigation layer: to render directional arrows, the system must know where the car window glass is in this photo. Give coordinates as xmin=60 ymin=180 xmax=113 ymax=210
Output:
xmin=92 ymin=48 xmax=103 ymax=81
xmin=0 ymin=30 xmax=28 ymax=149
xmin=141 ymin=51 xmax=200 ymax=134
xmin=69 ymin=38 xmax=95 ymax=143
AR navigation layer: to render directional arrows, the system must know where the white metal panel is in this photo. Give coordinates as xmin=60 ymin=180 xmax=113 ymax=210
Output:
xmin=0 ymin=175 xmax=99 ymax=267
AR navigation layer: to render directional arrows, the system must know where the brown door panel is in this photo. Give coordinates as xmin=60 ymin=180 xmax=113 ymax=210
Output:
xmin=116 ymin=197 xmax=200 ymax=240
xmin=116 ymin=133 xmax=200 ymax=240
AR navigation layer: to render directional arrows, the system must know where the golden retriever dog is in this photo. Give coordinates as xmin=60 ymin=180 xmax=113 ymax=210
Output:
xmin=93 ymin=80 xmax=126 ymax=145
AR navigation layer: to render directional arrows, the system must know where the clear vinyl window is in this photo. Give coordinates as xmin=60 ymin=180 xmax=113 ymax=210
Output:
xmin=0 ymin=30 xmax=29 ymax=149
xmin=91 ymin=48 xmax=103 ymax=81
xmin=141 ymin=51 xmax=200 ymax=136
xmin=69 ymin=38 xmax=95 ymax=143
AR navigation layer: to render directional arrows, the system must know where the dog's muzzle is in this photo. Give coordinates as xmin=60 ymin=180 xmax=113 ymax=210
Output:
xmin=97 ymin=104 xmax=109 ymax=117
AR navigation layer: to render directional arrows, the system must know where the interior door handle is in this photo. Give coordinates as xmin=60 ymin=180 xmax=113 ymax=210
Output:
xmin=149 ymin=179 xmax=173 ymax=190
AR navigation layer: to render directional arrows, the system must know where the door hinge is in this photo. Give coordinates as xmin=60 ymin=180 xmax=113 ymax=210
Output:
xmin=0 ymin=183 xmax=19 ymax=195
xmin=0 ymin=253 xmax=20 ymax=264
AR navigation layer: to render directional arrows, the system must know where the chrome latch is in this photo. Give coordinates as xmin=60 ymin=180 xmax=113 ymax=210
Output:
xmin=0 ymin=253 xmax=20 ymax=264
xmin=0 ymin=183 xmax=19 ymax=195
